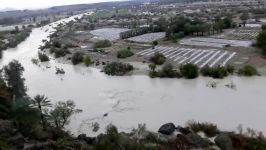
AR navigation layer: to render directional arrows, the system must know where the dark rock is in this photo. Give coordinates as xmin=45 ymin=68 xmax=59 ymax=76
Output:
xmin=7 ymin=134 xmax=25 ymax=149
xmin=158 ymin=123 xmax=176 ymax=135
xmin=55 ymin=67 xmax=65 ymax=74
xmin=103 ymin=113 xmax=108 ymax=117
xmin=78 ymin=134 xmax=87 ymax=140
xmin=176 ymin=126 xmax=192 ymax=135
xmin=84 ymin=137 xmax=96 ymax=145
xmin=185 ymin=133 xmax=207 ymax=148
xmin=215 ymin=134 xmax=233 ymax=150
xmin=77 ymin=134 xmax=96 ymax=145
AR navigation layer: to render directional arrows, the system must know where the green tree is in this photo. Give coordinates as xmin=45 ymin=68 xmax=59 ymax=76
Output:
xmin=49 ymin=100 xmax=82 ymax=129
xmin=32 ymin=95 xmax=52 ymax=129
xmin=9 ymin=97 xmax=41 ymax=135
xmin=149 ymin=63 xmax=157 ymax=72
xmin=240 ymin=12 xmax=249 ymax=27
xmin=256 ymin=30 xmax=266 ymax=55
xmin=180 ymin=64 xmax=199 ymax=79
xmin=150 ymin=52 xmax=166 ymax=65
xmin=3 ymin=60 xmax=27 ymax=98
xmin=222 ymin=17 xmax=233 ymax=29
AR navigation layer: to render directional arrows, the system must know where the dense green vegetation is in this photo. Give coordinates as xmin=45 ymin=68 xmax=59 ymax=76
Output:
xmin=180 ymin=64 xmax=199 ymax=79
xmin=103 ymin=62 xmax=133 ymax=76
xmin=256 ymin=26 xmax=266 ymax=55
xmin=153 ymin=15 xmax=235 ymax=41
xmin=38 ymin=51 xmax=50 ymax=62
xmin=93 ymin=40 xmax=112 ymax=49
xmin=0 ymin=60 xmax=82 ymax=149
xmin=149 ymin=63 xmax=181 ymax=78
xmin=238 ymin=65 xmax=259 ymax=76
xmin=117 ymin=48 xmax=134 ymax=58
xmin=0 ymin=27 xmax=31 ymax=53
xmin=150 ymin=52 xmax=166 ymax=65
xmin=71 ymin=52 xmax=84 ymax=65
xmin=83 ymin=55 xmax=91 ymax=66
xmin=200 ymin=65 xmax=235 ymax=79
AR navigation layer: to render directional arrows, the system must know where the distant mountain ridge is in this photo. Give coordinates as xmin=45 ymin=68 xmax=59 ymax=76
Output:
xmin=0 ymin=1 xmax=142 ymax=20
xmin=0 ymin=8 xmax=16 ymax=12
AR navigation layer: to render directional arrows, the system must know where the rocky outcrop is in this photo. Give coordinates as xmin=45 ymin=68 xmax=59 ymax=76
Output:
xmin=215 ymin=133 xmax=233 ymax=150
xmin=186 ymin=133 xmax=208 ymax=148
xmin=158 ymin=123 xmax=176 ymax=135
xmin=77 ymin=134 xmax=96 ymax=145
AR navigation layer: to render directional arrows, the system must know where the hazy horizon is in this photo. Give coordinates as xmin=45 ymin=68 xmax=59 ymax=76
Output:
xmin=0 ymin=0 xmax=125 ymax=10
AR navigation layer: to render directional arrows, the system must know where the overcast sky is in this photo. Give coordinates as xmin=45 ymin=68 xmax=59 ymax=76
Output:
xmin=0 ymin=0 xmax=122 ymax=10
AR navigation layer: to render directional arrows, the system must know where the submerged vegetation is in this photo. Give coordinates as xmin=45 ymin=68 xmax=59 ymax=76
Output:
xmin=38 ymin=51 xmax=50 ymax=62
xmin=103 ymin=62 xmax=133 ymax=76
xmin=71 ymin=52 xmax=84 ymax=65
xmin=200 ymin=65 xmax=235 ymax=79
xmin=238 ymin=65 xmax=259 ymax=76
xmin=117 ymin=48 xmax=134 ymax=58
xmin=149 ymin=63 xmax=181 ymax=78
xmin=0 ymin=27 xmax=32 ymax=54
xmin=150 ymin=52 xmax=166 ymax=65
xmin=180 ymin=64 xmax=199 ymax=79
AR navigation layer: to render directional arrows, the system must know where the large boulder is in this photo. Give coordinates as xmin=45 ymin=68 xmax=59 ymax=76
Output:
xmin=77 ymin=133 xmax=96 ymax=144
xmin=158 ymin=123 xmax=176 ymax=135
xmin=215 ymin=134 xmax=233 ymax=150
xmin=186 ymin=133 xmax=207 ymax=148
xmin=77 ymin=134 xmax=87 ymax=140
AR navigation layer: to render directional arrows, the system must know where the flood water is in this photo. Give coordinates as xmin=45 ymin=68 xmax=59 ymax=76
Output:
xmin=0 ymin=15 xmax=266 ymax=136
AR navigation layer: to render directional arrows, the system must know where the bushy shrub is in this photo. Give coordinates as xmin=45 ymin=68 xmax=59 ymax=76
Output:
xmin=7 ymin=30 xmax=31 ymax=48
xmin=158 ymin=64 xmax=181 ymax=78
xmin=38 ymin=52 xmax=50 ymax=62
xmin=0 ymin=42 xmax=7 ymax=51
xmin=187 ymin=121 xmax=220 ymax=137
xmin=200 ymin=66 xmax=228 ymax=79
xmin=117 ymin=49 xmax=134 ymax=58
xmin=152 ymin=40 xmax=158 ymax=46
xmin=50 ymin=48 xmax=70 ymax=58
xmin=71 ymin=52 xmax=84 ymax=65
xmin=180 ymin=63 xmax=199 ymax=79
xmin=244 ymin=137 xmax=266 ymax=150
xmin=238 ymin=65 xmax=258 ymax=76
xmin=83 ymin=55 xmax=91 ymax=66
xmin=52 ymin=41 xmax=61 ymax=48
xmin=103 ymin=62 xmax=133 ymax=76
xmin=226 ymin=65 xmax=235 ymax=74
xmin=150 ymin=52 xmax=166 ymax=65
xmin=93 ymin=40 xmax=112 ymax=49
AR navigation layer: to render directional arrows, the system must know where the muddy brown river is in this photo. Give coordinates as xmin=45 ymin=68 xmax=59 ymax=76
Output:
xmin=0 ymin=14 xmax=265 ymax=136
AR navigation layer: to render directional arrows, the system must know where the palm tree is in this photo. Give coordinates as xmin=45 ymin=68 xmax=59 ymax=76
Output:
xmin=32 ymin=94 xmax=52 ymax=129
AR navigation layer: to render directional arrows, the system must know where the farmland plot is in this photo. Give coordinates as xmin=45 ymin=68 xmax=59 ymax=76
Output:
xmin=179 ymin=37 xmax=252 ymax=48
xmin=90 ymin=28 xmax=130 ymax=41
xmin=126 ymin=32 xmax=165 ymax=43
xmin=212 ymin=28 xmax=260 ymax=40
xmin=137 ymin=46 xmax=237 ymax=68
